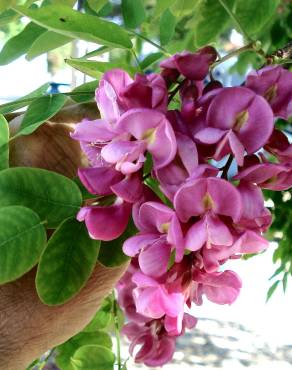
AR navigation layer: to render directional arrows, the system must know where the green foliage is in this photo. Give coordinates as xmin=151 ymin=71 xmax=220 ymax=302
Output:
xmin=160 ymin=9 xmax=176 ymax=46
xmin=0 ymin=83 xmax=49 ymax=114
xmin=84 ymin=296 xmax=113 ymax=331
xmin=26 ymin=31 xmax=73 ymax=61
xmin=0 ymin=21 xmax=45 ymax=65
xmin=13 ymin=94 xmax=67 ymax=138
xmin=0 ymin=205 xmax=46 ymax=283
xmin=71 ymin=345 xmax=115 ymax=370
xmin=36 ymin=217 xmax=100 ymax=305
xmin=70 ymin=80 xmax=99 ymax=103
xmin=121 ymin=0 xmax=146 ymax=29
xmin=0 ymin=115 xmax=9 ymax=170
xmin=0 ymin=167 xmax=82 ymax=228
xmin=14 ymin=5 xmax=133 ymax=49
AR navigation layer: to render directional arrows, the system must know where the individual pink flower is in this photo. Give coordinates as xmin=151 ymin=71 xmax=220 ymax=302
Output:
xmin=234 ymin=162 xmax=292 ymax=191
xmin=193 ymin=269 xmax=242 ymax=305
xmin=194 ymin=87 xmax=274 ymax=166
xmin=123 ymin=201 xmax=184 ymax=275
xmin=246 ymin=65 xmax=292 ymax=119
xmin=101 ymin=109 xmax=177 ymax=174
xmin=160 ymin=46 xmax=217 ymax=81
xmin=264 ymin=129 xmax=292 ymax=163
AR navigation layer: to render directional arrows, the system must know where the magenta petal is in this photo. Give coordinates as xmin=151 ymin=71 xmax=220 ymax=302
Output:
xmin=228 ymin=131 xmax=245 ymax=166
xmin=176 ymin=132 xmax=199 ymax=174
xmin=101 ymin=140 xmax=145 ymax=165
xmin=144 ymin=337 xmax=176 ymax=367
xmin=205 ymin=214 xmax=233 ymax=246
xmin=185 ymin=218 xmax=207 ymax=251
xmin=136 ymin=201 xmax=174 ymax=233
xmin=71 ymin=118 xmax=115 ymax=142
xmin=195 ymin=127 xmax=227 ymax=144
xmin=238 ymin=230 xmax=269 ymax=254
xmin=78 ymin=166 xmax=123 ymax=195
xmin=164 ymin=313 xmax=183 ymax=336
xmin=123 ymin=233 xmax=158 ymax=257
xmin=147 ymin=119 xmax=177 ymax=169
xmin=111 ymin=173 xmax=144 ymax=203
xmin=96 ymin=79 xmax=120 ymax=123
xmin=78 ymin=201 xmax=131 ymax=241
xmin=139 ymin=239 xmax=172 ymax=277
xmin=167 ymin=214 xmax=185 ymax=262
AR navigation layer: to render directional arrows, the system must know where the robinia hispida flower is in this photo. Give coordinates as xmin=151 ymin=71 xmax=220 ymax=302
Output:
xmin=71 ymin=46 xmax=292 ymax=367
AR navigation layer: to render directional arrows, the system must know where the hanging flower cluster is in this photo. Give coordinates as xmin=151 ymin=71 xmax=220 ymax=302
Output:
xmin=72 ymin=47 xmax=292 ymax=367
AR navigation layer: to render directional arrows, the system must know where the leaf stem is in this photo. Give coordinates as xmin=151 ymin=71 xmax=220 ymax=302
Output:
xmin=218 ymin=0 xmax=251 ymax=42
xmin=112 ymin=291 xmax=122 ymax=370
xmin=128 ymin=30 xmax=170 ymax=56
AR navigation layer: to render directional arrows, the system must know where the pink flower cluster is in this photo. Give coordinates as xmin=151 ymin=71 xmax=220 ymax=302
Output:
xmin=72 ymin=47 xmax=292 ymax=366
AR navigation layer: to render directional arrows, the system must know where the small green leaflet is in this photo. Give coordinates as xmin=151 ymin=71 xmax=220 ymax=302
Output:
xmin=121 ymin=0 xmax=146 ymax=29
xmin=71 ymin=345 xmax=115 ymax=370
xmin=0 ymin=115 xmax=9 ymax=170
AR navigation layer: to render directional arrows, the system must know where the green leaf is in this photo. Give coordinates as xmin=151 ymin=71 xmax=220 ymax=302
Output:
xmin=0 ymin=9 xmax=19 ymax=26
xmin=71 ymin=80 xmax=99 ymax=103
xmin=84 ymin=297 xmax=112 ymax=331
xmin=14 ymin=94 xmax=67 ymax=137
xmin=0 ymin=83 xmax=50 ymax=114
xmin=0 ymin=206 xmax=46 ymax=284
xmin=36 ymin=217 xmax=100 ymax=305
xmin=80 ymin=45 xmax=112 ymax=59
xmin=140 ymin=52 xmax=163 ymax=70
xmin=0 ymin=21 xmax=46 ymax=65
xmin=266 ymin=280 xmax=280 ymax=302
xmin=189 ymin=0 xmax=234 ymax=47
xmin=0 ymin=167 xmax=82 ymax=228
xmin=0 ymin=115 xmax=9 ymax=171
xmin=66 ymin=59 xmax=137 ymax=78
xmin=86 ymin=0 xmax=107 ymax=12
xmin=283 ymin=272 xmax=289 ymax=293
xmin=56 ymin=331 xmax=112 ymax=370
xmin=14 ymin=5 xmax=132 ymax=49
xmin=71 ymin=345 xmax=115 ymax=370
xmin=0 ymin=0 xmax=16 ymax=13
xmin=98 ymin=221 xmax=134 ymax=267
xmin=154 ymin=0 xmax=177 ymax=18
xmin=160 ymin=9 xmax=176 ymax=46
xmin=26 ymin=31 xmax=73 ymax=61
xmin=121 ymin=0 xmax=146 ymax=29
xmin=235 ymin=0 xmax=280 ymax=36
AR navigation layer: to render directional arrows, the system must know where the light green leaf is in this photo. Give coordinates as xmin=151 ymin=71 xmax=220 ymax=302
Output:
xmin=0 ymin=83 xmax=50 ymax=114
xmin=121 ymin=0 xmax=146 ymax=29
xmin=170 ymin=0 xmax=201 ymax=17
xmin=66 ymin=59 xmax=136 ymax=78
xmin=56 ymin=331 xmax=112 ymax=370
xmin=0 ymin=9 xmax=19 ymax=26
xmin=283 ymin=272 xmax=289 ymax=293
xmin=26 ymin=31 xmax=73 ymax=61
xmin=0 ymin=0 xmax=16 ymax=13
xmin=154 ymin=0 xmax=177 ymax=18
xmin=0 ymin=206 xmax=46 ymax=284
xmin=0 ymin=167 xmax=82 ymax=228
xmin=36 ymin=217 xmax=100 ymax=305
xmin=80 ymin=45 xmax=112 ymax=59
xmin=14 ymin=5 xmax=132 ymax=49
xmin=0 ymin=21 xmax=46 ymax=65
xmin=86 ymin=0 xmax=107 ymax=12
xmin=84 ymin=297 xmax=112 ymax=331
xmin=160 ymin=9 xmax=176 ymax=46
xmin=0 ymin=115 xmax=9 ymax=170
xmin=14 ymin=94 xmax=67 ymax=137
xmin=71 ymin=345 xmax=115 ymax=370
xmin=71 ymin=80 xmax=99 ymax=103
xmin=235 ymin=0 xmax=280 ymax=35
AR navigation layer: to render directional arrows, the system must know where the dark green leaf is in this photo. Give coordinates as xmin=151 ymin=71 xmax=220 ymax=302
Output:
xmin=26 ymin=31 xmax=73 ymax=61
xmin=71 ymin=345 xmax=115 ymax=370
xmin=121 ymin=0 xmax=146 ymax=29
xmin=235 ymin=0 xmax=281 ymax=36
xmin=0 ymin=206 xmax=46 ymax=284
xmin=283 ymin=272 xmax=289 ymax=293
xmin=160 ymin=9 xmax=176 ymax=46
xmin=36 ymin=217 xmax=100 ymax=305
xmin=98 ymin=221 xmax=134 ymax=267
xmin=14 ymin=5 xmax=132 ymax=49
xmin=14 ymin=94 xmax=67 ymax=137
xmin=0 ymin=21 xmax=46 ymax=65
xmin=0 ymin=167 xmax=82 ymax=228
xmin=71 ymin=80 xmax=99 ymax=103
xmin=66 ymin=59 xmax=136 ymax=78
xmin=266 ymin=280 xmax=280 ymax=302
xmin=0 ymin=9 xmax=19 ymax=26
xmin=0 ymin=83 xmax=50 ymax=114
xmin=140 ymin=52 xmax=163 ymax=70
xmin=0 ymin=115 xmax=9 ymax=170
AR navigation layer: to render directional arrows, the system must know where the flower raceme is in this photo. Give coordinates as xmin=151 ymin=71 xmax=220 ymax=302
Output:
xmin=72 ymin=46 xmax=292 ymax=367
